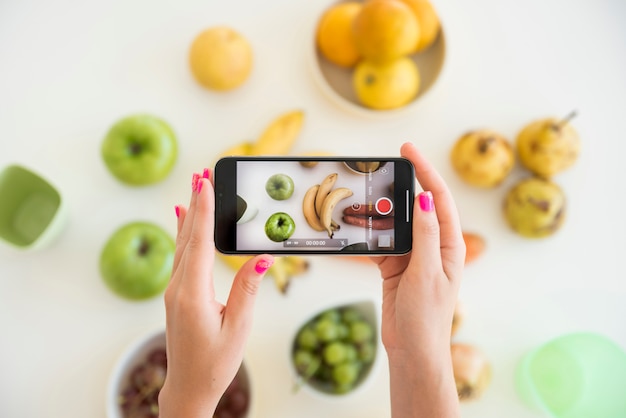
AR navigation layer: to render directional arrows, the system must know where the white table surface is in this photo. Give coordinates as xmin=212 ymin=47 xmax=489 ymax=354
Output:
xmin=1 ymin=0 xmax=625 ymax=417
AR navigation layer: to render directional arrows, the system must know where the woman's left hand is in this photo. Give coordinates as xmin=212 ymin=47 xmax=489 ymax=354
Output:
xmin=159 ymin=170 xmax=274 ymax=417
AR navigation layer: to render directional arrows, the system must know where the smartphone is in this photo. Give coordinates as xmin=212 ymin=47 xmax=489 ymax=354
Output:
xmin=214 ymin=156 xmax=414 ymax=255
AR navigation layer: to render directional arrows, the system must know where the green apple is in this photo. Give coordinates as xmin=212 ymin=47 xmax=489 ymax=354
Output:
xmin=101 ymin=114 xmax=178 ymax=186
xmin=265 ymin=174 xmax=294 ymax=200
xmin=100 ymin=221 xmax=175 ymax=300
xmin=265 ymin=212 xmax=295 ymax=242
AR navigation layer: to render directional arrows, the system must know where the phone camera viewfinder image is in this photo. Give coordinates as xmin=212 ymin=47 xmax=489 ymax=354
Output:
xmin=214 ymin=157 xmax=414 ymax=255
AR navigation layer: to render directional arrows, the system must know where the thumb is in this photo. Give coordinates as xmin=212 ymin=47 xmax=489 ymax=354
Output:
xmin=223 ymin=254 xmax=274 ymax=332
xmin=409 ymin=191 xmax=442 ymax=274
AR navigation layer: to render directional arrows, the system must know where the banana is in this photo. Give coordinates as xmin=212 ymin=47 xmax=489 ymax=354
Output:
xmin=315 ymin=173 xmax=338 ymax=217
xmin=320 ymin=187 xmax=353 ymax=238
xmin=216 ymin=253 xmax=251 ymax=272
xmin=298 ymin=150 xmax=334 ymax=168
xmin=303 ymin=184 xmax=326 ymax=231
xmin=216 ymin=253 xmax=309 ymax=294
xmin=282 ymin=255 xmax=310 ymax=275
xmin=214 ymin=141 xmax=254 ymax=165
xmin=252 ymin=110 xmax=305 ymax=156
xmin=272 ymin=256 xmax=310 ymax=293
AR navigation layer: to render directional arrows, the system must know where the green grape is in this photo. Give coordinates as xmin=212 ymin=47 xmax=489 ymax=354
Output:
xmin=333 ymin=382 xmax=354 ymax=394
xmin=359 ymin=341 xmax=376 ymax=363
xmin=332 ymin=362 xmax=360 ymax=386
xmin=297 ymin=327 xmax=318 ymax=350
xmin=345 ymin=344 xmax=358 ymax=362
xmin=314 ymin=318 xmax=340 ymax=342
xmin=341 ymin=307 xmax=362 ymax=324
xmin=323 ymin=342 xmax=348 ymax=366
xmin=293 ymin=349 xmax=320 ymax=377
xmin=319 ymin=309 xmax=341 ymax=323
xmin=337 ymin=323 xmax=350 ymax=339
xmin=349 ymin=320 xmax=374 ymax=344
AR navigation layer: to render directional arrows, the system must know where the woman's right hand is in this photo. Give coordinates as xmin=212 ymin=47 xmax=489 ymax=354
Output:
xmin=371 ymin=142 xmax=465 ymax=418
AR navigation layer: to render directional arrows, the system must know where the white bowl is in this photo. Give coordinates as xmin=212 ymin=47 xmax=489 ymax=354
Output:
xmin=309 ymin=0 xmax=447 ymax=120
xmin=106 ymin=327 xmax=255 ymax=418
xmin=289 ymin=296 xmax=383 ymax=401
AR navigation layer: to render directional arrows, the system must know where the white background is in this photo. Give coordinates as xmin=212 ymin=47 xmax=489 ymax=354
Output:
xmin=1 ymin=0 xmax=625 ymax=417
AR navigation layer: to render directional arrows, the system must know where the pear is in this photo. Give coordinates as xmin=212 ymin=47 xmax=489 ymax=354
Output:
xmin=516 ymin=111 xmax=580 ymax=178
xmin=503 ymin=177 xmax=566 ymax=238
xmin=450 ymin=129 xmax=515 ymax=188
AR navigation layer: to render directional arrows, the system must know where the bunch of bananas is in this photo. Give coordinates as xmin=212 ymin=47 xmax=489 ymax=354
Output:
xmin=302 ymin=173 xmax=353 ymax=238
xmin=214 ymin=109 xmax=311 ymax=294
xmin=216 ymin=253 xmax=309 ymax=294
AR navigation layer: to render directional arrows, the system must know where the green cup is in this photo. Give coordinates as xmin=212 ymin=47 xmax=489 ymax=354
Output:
xmin=0 ymin=164 xmax=66 ymax=250
xmin=516 ymin=332 xmax=626 ymax=417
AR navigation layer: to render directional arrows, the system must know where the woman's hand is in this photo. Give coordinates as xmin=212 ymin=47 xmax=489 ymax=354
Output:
xmin=158 ymin=170 xmax=274 ymax=418
xmin=372 ymin=142 xmax=465 ymax=418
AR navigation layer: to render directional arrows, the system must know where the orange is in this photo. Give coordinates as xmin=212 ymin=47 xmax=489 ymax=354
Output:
xmin=352 ymin=0 xmax=420 ymax=63
xmin=353 ymin=56 xmax=420 ymax=110
xmin=189 ymin=26 xmax=253 ymax=91
xmin=316 ymin=2 xmax=363 ymax=68
xmin=398 ymin=0 xmax=441 ymax=52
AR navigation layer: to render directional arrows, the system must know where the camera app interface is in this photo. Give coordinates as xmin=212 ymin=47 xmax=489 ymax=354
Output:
xmin=235 ymin=160 xmax=396 ymax=252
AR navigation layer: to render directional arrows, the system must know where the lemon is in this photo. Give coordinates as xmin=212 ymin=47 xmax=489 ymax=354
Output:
xmin=316 ymin=2 xmax=363 ymax=68
xmin=352 ymin=0 xmax=420 ymax=63
xmin=189 ymin=26 xmax=253 ymax=91
xmin=353 ymin=57 xmax=420 ymax=110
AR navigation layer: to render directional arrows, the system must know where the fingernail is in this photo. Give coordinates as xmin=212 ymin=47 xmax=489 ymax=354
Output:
xmin=255 ymin=258 xmax=274 ymax=274
xmin=419 ymin=191 xmax=434 ymax=212
xmin=192 ymin=173 xmax=200 ymax=192
xmin=175 ymin=205 xmax=180 ymax=218
xmin=203 ymin=168 xmax=211 ymax=180
xmin=197 ymin=179 xmax=204 ymax=194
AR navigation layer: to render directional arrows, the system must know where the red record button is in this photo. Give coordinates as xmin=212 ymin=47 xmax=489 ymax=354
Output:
xmin=375 ymin=197 xmax=393 ymax=216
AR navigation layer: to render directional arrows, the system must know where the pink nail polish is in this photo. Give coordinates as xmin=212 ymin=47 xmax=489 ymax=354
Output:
xmin=192 ymin=173 xmax=200 ymax=192
xmin=203 ymin=168 xmax=211 ymax=180
xmin=419 ymin=191 xmax=434 ymax=212
xmin=175 ymin=205 xmax=180 ymax=218
xmin=255 ymin=259 xmax=273 ymax=274
xmin=197 ymin=179 xmax=204 ymax=194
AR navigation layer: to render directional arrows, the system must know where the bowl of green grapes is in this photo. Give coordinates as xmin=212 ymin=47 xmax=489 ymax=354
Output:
xmin=291 ymin=300 xmax=379 ymax=396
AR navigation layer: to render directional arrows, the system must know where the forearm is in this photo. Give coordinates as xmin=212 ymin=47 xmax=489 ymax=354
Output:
xmin=387 ymin=350 xmax=460 ymax=418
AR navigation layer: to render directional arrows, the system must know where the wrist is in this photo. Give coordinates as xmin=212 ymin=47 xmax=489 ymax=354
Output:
xmin=386 ymin=348 xmax=460 ymax=418
xmin=158 ymin=382 xmax=220 ymax=418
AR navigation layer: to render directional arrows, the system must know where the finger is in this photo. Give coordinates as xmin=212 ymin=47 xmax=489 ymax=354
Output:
xmin=175 ymin=204 xmax=187 ymax=235
xmin=401 ymin=143 xmax=465 ymax=267
xmin=182 ymin=175 xmax=216 ymax=297
xmin=168 ymin=204 xmax=188 ymax=287
xmin=173 ymin=172 xmax=201 ymax=269
xmin=408 ymin=191 xmax=442 ymax=276
xmin=223 ymin=255 xmax=274 ymax=335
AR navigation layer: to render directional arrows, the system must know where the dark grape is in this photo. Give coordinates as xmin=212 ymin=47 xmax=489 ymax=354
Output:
xmin=146 ymin=348 xmax=167 ymax=368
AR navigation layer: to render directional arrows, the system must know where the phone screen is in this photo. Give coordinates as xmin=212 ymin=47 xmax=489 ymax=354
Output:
xmin=215 ymin=157 xmax=414 ymax=255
